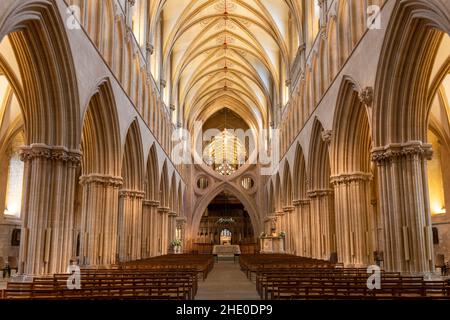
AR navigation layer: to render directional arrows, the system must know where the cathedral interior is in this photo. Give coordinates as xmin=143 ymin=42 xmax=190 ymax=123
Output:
xmin=0 ymin=0 xmax=450 ymax=302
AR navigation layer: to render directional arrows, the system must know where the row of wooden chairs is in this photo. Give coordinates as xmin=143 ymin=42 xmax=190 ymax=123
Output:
xmin=240 ymin=254 xmax=450 ymax=300
xmin=120 ymin=254 xmax=215 ymax=280
xmin=1 ymin=254 xmax=214 ymax=300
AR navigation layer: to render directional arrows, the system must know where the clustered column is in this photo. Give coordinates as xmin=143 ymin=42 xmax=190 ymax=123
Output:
xmin=142 ymin=200 xmax=159 ymax=258
xmin=332 ymin=173 xmax=373 ymax=267
xmin=118 ymin=189 xmax=145 ymax=262
xmin=293 ymin=199 xmax=312 ymax=257
xmin=79 ymin=174 xmax=122 ymax=266
xmin=307 ymin=189 xmax=335 ymax=260
xmin=19 ymin=144 xmax=82 ymax=275
xmin=372 ymin=141 xmax=435 ymax=274
xmin=283 ymin=206 xmax=295 ymax=254
xmin=158 ymin=207 xmax=170 ymax=255
xmin=167 ymin=211 xmax=178 ymax=252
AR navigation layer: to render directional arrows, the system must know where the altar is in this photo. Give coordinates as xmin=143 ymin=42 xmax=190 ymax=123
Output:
xmin=260 ymin=236 xmax=285 ymax=254
xmin=212 ymin=245 xmax=241 ymax=262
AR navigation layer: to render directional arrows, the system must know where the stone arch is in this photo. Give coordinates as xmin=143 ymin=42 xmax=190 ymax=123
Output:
xmin=0 ymin=1 xmax=81 ymax=275
xmin=190 ymin=182 xmax=261 ymax=241
xmin=78 ymin=79 xmax=122 ymax=267
xmin=159 ymin=160 xmax=169 ymax=208
xmin=145 ymin=144 xmax=159 ymax=202
xmin=121 ymin=119 xmax=145 ymax=191
xmin=0 ymin=0 xmax=80 ymax=149
xmin=118 ymin=118 xmax=145 ymax=262
xmin=81 ymin=79 xmax=122 ymax=177
xmin=371 ymin=0 xmax=450 ymax=273
xmin=307 ymin=118 xmax=335 ymax=260
xmin=282 ymin=162 xmax=293 ymax=207
xmin=374 ymin=0 xmax=450 ymax=145
xmin=293 ymin=143 xmax=308 ymax=200
xmin=308 ymin=118 xmax=331 ymax=191
xmin=330 ymin=77 xmax=375 ymax=267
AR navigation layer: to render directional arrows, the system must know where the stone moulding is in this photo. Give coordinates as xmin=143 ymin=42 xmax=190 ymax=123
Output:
xmin=119 ymin=189 xmax=145 ymax=199
xmin=307 ymin=189 xmax=333 ymax=198
xmin=371 ymin=141 xmax=433 ymax=163
xmin=19 ymin=143 xmax=82 ymax=165
xmin=79 ymin=174 xmax=123 ymax=187
xmin=330 ymin=172 xmax=373 ymax=185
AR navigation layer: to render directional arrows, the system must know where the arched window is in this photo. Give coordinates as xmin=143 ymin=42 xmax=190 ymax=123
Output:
xmin=4 ymin=152 xmax=24 ymax=218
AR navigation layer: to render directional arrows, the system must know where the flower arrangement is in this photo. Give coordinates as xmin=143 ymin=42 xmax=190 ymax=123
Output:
xmin=171 ymin=239 xmax=182 ymax=247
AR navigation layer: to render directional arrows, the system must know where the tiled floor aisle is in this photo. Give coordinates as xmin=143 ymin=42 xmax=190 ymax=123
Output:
xmin=195 ymin=260 xmax=260 ymax=300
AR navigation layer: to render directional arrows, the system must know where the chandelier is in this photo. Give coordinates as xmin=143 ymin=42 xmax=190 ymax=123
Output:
xmin=204 ymin=129 xmax=246 ymax=175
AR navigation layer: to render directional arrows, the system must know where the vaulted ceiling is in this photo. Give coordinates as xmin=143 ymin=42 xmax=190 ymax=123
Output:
xmin=152 ymin=0 xmax=302 ymax=132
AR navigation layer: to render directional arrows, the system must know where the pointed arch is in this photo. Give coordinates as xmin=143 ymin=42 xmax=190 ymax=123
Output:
xmin=121 ymin=119 xmax=144 ymax=190
xmin=159 ymin=160 xmax=169 ymax=208
xmin=81 ymin=79 xmax=121 ymax=176
xmin=0 ymin=0 xmax=80 ymax=148
xmin=331 ymin=78 xmax=372 ymax=175
xmin=293 ymin=143 xmax=307 ymax=200
xmin=374 ymin=0 xmax=450 ymax=145
xmin=282 ymin=162 xmax=293 ymax=207
xmin=308 ymin=118 xmax=331 ymax=190
xmin=145 ymin=143 xmax=159 ymax=201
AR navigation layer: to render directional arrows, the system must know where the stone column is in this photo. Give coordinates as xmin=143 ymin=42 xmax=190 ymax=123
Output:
xmin=331 ymin=173 xmax=373 ymax=267
xmin=308 ymin=189 xmax=335 ymax=260
xmin=142 ymin=200 xmax=158 ymax=258
xmin=294 ymin=199 xmax=311 ymax=257
xmin=18 ymin=144 xmax=81 ymax=275
xmin=372 ymin=142 xmax=435 ymax=274
xmin=118 ymin=189 xmax=145 ymax=262
xmin=283 ymin=206 xmax=295 ymax=254
xmin=168 ymin=211 xmax=177 ymax=252
xmin=175 ymin=216 xmax=187 ymax=252
xmin=158 ymin=207 xmax=170 ymax=255
xmin=79 ymin=174 xmax=122 ymax=266
xmin=275 ymin=211 xmax=284 ymax=233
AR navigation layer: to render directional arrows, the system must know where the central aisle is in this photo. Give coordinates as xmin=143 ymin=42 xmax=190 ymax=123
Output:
xmin=196 ymin=260 xmax=260 ymax=300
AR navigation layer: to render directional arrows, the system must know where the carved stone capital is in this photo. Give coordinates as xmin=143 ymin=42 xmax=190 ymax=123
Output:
xmin=293 ymin=199 xmax=310 ymax=206
xmin=158 ymin=207 xmax=170 ymax=214
xmin=371 ymin=141 xmax=433 ymax=164
xmin=176 ymin=216 xmax=187 ymax=224
xmin=283 ymin=206 xmax=295 ymax=212
xmin=119 ymin=189 xmax=145 ymax=199
xmin=79 ymin=174 xmax=123 ymax=187
xmin=359 ymin=87 xmax=374 ymax=107
xmin=275 ymin=211 xmax=285 ymax=217
xmin=321 ymin=130 xmax=332 ymax=144
xmin=168 ymin=211 xmax=178 ymax=217
xmin=19 ymin=144 xmax=82 ymax=166
xmin=307 ymin=189 xmax=333 ymax=198
xmin=160 ymin=79 xmax=166 ymax=88
xmin=143 ymin=199 xmax=160 ymax=207
xmin=264 ymin=215 xmax=277 ymax=223
xmin=330 ymin=172 xmax=373 ymax=185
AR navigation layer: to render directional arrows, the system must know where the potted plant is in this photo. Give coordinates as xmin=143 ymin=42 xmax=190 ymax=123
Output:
xmin=171 ymin=239 xmax=182 ymax=254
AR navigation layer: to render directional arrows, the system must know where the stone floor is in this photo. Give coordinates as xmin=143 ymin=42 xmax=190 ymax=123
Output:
xmin=195 ymin=259 xmax=260 ymax=300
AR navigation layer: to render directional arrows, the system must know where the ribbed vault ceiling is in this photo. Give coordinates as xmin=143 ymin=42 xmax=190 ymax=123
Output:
xmin=154 ymin=0 xmax=301 ymax=131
